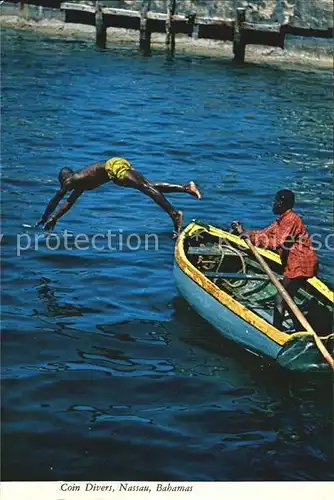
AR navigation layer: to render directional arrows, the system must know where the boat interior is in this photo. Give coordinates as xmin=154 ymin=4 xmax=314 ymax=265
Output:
xmin=184 ymin=229 xmax=333 ymax=336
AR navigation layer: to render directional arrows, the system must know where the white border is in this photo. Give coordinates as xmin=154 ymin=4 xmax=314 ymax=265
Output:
xmin=0 ymin=481 xmax=333 ymax=500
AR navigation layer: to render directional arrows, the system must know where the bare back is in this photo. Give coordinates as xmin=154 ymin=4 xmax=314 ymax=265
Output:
xmin=65 ymin=161 xmax=109 ymax=191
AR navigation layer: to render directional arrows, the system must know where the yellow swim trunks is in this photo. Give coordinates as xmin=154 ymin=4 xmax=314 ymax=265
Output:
xmin=105 ymin=157 xmax=133 ymax=183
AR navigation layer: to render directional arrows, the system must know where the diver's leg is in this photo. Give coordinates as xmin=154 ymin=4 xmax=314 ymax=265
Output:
xmin=121 ymin=170 xmax=183 ymax=234
xmin=151 ymin=181 xmax=201 ymax=199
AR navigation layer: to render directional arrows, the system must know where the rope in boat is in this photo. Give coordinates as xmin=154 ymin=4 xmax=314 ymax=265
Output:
xmin=215 ymin=244 xmax=247 ymax=288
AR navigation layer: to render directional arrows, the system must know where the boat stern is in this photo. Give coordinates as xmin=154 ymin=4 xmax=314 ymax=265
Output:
xmin=276 ymin=333 xmax=334 ymax=372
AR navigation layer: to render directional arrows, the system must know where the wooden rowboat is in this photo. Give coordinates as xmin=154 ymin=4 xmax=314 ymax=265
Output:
xmin=174 ymin=220 xmax=334 ymax=372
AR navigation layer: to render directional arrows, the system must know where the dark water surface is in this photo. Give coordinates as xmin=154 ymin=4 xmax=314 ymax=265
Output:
xmin=1 ymin=29 xmax=333 ymax=481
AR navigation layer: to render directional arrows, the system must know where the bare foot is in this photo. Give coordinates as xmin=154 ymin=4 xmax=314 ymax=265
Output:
xmin=186 ymin=181 xmax=201 ymax=200
xmin=173 ymin=210 xmax=183 ymax=237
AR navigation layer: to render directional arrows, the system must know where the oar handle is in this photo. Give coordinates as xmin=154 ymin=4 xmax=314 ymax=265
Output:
xmin=235 ymin=226 xmax=334 ymax=370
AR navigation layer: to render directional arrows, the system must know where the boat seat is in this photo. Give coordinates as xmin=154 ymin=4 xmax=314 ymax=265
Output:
xmin=187 ymin=246 xmax=246 ymax=256
xmin=204 ymin=272 xmax=269 ymax=280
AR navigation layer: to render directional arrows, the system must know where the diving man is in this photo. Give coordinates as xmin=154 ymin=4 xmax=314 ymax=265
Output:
xmin=37 ymin=157 xmax=201 ymax=236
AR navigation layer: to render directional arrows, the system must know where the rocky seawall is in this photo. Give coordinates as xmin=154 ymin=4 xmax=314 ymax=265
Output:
xmin=2 ymin=1 xmax=334 ymax=28
xmin=137 ymin=0 xmax=334 ymax=28
xmin=101 ymin=0 xmax=333 ymax=28
xmin=1 ymin=1 xmax=333 ymax=69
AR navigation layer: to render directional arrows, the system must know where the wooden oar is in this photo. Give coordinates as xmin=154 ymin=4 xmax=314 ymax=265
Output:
xmin=234 ymin=226 xmax=334 ymax=370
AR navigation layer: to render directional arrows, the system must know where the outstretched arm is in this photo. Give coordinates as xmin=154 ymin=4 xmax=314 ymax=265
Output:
xmin=36 ymin=188 xmax=67 ymax=226
xmin=44 ymin=190 xmax=83 ymax=230
xmin=232 ymin=220 xmax=278 ymax=248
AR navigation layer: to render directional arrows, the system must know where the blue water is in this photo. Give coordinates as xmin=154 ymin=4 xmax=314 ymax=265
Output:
xmin=1 ymin=28 xmax=333 ymax=481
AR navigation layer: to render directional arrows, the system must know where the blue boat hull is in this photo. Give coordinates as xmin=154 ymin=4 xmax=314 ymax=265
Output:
xmin=174 ymin=262 xmax=282 ymax=360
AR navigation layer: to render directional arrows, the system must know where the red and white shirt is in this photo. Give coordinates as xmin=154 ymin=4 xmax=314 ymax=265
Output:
xmin=248 ymin=210 xmax=318 ymax=279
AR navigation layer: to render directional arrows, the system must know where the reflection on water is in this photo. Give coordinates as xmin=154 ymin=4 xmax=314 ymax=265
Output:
xmin=1 ymin=28 xmax=333 ymax=481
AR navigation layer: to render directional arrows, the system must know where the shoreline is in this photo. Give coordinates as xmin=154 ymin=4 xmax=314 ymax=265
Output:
xmin=1 ymin=13 xmax=333 ymax=71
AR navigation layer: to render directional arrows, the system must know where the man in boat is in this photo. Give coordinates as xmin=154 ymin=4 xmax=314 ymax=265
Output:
xmin=36 ymin=158 xmax=201 ymax=236
xmin=234 ymin=189 xmax=318 ymax=331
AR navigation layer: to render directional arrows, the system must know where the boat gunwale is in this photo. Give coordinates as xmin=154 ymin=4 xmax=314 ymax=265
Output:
xmin=189 ymin=222 xmax=333 ymax=302
xmin=174 ymin=221 xmax=333 ymax=348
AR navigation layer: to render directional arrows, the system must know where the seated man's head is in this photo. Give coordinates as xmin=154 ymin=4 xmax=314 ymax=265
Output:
xmin=59 ymin=168 xmax=74 ymax=187
xmin=273 ymin=189 xmax=295 ymax=215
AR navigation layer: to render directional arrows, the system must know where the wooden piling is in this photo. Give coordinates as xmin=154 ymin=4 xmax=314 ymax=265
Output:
xmin=233 ymin=8 xmax=246 ymax=63
xmin=166 ymin=0 xmax=176 ymax=56
xmin=95 ymin=1 xmax=106 ymax=49
xmin=188 ymin=13 xmax=199 ymax=39
xmin=19 ymin=0 xmax=26 ymax=18
xmin=140 ymin=1 xmax=151 ymax=55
